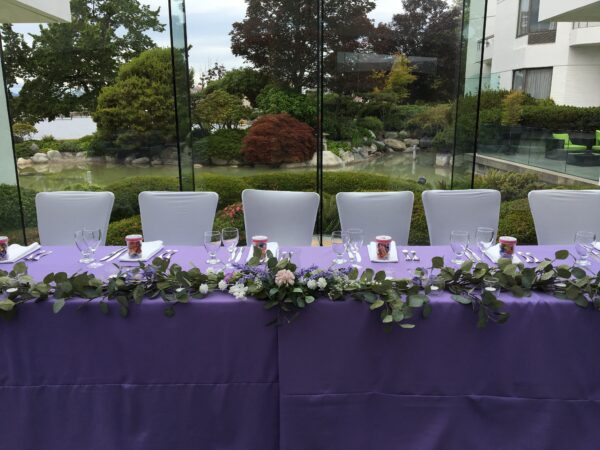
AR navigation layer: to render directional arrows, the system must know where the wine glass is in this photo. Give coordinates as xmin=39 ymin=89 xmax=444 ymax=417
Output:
xmin=74 ymin=228 xmax=103 ymax=268
xmin=476 ymin=227 xmax=495 ymax=256
xmin=574 ymin=231 xmax=595 ymax=267
xmin=347 ymin=228 xmax=364 ymax=269
xmin=222 ymin=227 xmax=239 ymax=268
xmin=450 ymin=230 xmax=469 ymax=265
xmin=331 ymin=231 xmax=348 ymax=265
xmin=204 ymin=230 xmax=222 ymax=265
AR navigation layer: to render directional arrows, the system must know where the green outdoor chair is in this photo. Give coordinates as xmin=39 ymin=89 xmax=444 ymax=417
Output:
xmin=593 ymin=130 xmax=600 ymax=152
xmin=553 ymin=133 xmax=588 ymax=152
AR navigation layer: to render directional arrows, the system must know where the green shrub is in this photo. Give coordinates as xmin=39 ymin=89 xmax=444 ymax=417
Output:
xmin=501 ymin=91 xmax=525 ymax=126
xmin=474 ymin=170 xmax=546 ymax=202
xmin=242 ymin=172 xmax=315 ymax=192
xmin=106 ymin=215 xmax=142 ymax=245
xmin=256 ymin=86 xmax=317 ymax=126
xmin=498 ymin=198 xmax=537 ymax=245
xmin=57 ymin=140 xmax=81 ymax=153
xmin=196 ymin=173 xmax=251 ymax=208
xmin=323 ymin=172 xmax=424 ymax=194
xmin=408 ymin=195 xmax=429 ymax=246
xmin=356 ymin=116 xmax=384 ymax=136
xmin=193 ymin=137 xmax=210 ymax=165
xmin=322 ymin=193 xmax=341 ymax=235
xmin=106 ymin=176 xmax=180 ymax=221
xmin=206 ymin=129 xmax=245 ymax=163
xmin=407 ymin=104 xmax=452 ymax=137
xmin=0 ymin=184 xmax=37 ymax=231
xmin=14 ymin=142 xmax=36 ymax=159
xmin=521 ymin=105 xmax=600 ymax=131
xmin=327 ymin=141 xmax=352 ymax=157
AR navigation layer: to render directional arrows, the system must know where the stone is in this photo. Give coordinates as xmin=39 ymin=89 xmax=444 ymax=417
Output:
xmin=310 ymin=151 xmax=343 ymax=168
xmin=30 ymin=143 xmax=40 ymax=152
xmin=105 ymin=156 xmax=116 ymax=163
xmin=373 ymin=140 xmax=386 ymax=151
xmin=193 ymin=164 xmax=204 ymax=169
xmin=404 ymin=139 xmax=420 ymax=147
xmin=397 ymin=131 xmax=410 ymax=139
xmin=163 ymin=159 xmax=178 ymax=166
xmin=75 ymin=152 xmax=87 ymax=159
xmin=46 ymin=150 xmax=62 ymax=161
xmin=150 ymin=157 xmax=163 ymax=166
xmin=339 ymin=151 xmax=355 ymax=163
xmin=359 ymin=147 xmax=370 ymax=159
xmin=384 ymin=138 xmax=407 ymax=151
xmin=17 ymin=157 xmax=32 ymax=166
xmin=62 ymin=152 xmax=75 ymax=159
xmin=131 ymin=157 xmax=150 ymax=165
xmin=366 ymin=129 xmax=376 ymax=139
xmin=369 ymin=144 xmax=378 ymax=153
xmin=384 ymin=131 xmax=398 ymax=139
xmin=124 ymin=156 xmax=136 ymax=164
xmin=436 ymin=153 xmax=453 ymax=167
xmin=87 ymin=156 xmax=105 ymax=163
xmin=31 ymin=153 xmax=49 ymax=164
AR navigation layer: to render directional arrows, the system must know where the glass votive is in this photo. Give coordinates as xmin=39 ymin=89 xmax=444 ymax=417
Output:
xmin=126 ymin=234 xmax=143 ymax=258
xmin=252 ymin=235 xmax=268 ymax=259
xmin=376 ymin=235 xmax=392 ymax=260
xmin=427 ymin=277 xmax=445 ymax=296
xmin=0 ymin=236 xmax=8 ymax=261
xmin=483 ymin=276 xmax=500 ymax=294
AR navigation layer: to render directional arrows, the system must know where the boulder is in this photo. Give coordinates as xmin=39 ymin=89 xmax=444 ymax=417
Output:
xmin=373 ymin=140 xmax=386 ymax=151
xmin=150 ymin=157 xmax=163 ymax=166
xmin=160 ymin=147 xmax=178 ymax=161
xmin=75 ymin=152 xmax=87 ymax=159
xmin=339 ymin=151 xmax=355 ymax=163
xmin=397 ymin=131 xmax=410 ymax=140
xmin=384 ymin=131 xmax=398 ymax=139
xmin=404 ymin=139 xmax=420 ymax=147
xmin=211 ymin=158 xmax=229 ymax=166
xmin=436 ymin=153 xmax=453 ymax=167
xmin=131 ymin=157 xmax=150 ymax=165
xmin=193 ymin=164 xmax=204 ymax=169
xmin=384 ymin=139 xmax=407 ymax=151
xmin=105 ymin=156 xmax=116 ymax=163
xmin=163 ymin=159 xmax=178 ymax=166
xmin=30 ymin=143 xmax=40 ymax=153
xmin=62 ymin=152 xmax=75 ymax=159
xmin=17 ymin=157 xmax=32 ymax=166
xmin=310 ymin=151 xmax=343 ymax=168
xmin=46 ymin=150 xmax=62 ymax=161
xmin=124 ymin=156 xmax=136 ymax=164
xmin=369 ymin=144 xmax=378 ymax=154
xmin=87 ymin=156 xmax=105 ymax=163
xmin=31 ymin=153 xmax=49 ymax=164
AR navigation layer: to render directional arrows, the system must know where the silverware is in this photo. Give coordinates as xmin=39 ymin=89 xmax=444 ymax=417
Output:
xmin=161 ymin=250 xmax=178 ymax=261
xmin=355 ymin=249 xmax=362 ymax=263
xmin=464 ymin=250 xmax=475 ymax=263
xmin=25 ymin=250 xmax=44 ymax=261
xmin=234 ymin=247 xmax=244 ymax=263
xmin=517 ymin=251 xmax=532 ymax=263
xmin=410 ymin=250 xmax=420 ymax=262
xmin=30 ymin=250 xmax=52 ymax=261
xmin=401 ymin=249 xmax=412 ymax=262
xmin=100 ymin=247 xmax=126 ymax=262
xmin=526 ymin=252 xmax=541 ymax=264
xmin=468 ymin=248 xmax=482 ymax=262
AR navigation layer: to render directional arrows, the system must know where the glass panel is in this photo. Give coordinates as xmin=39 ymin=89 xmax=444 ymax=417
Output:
xmin=517 ymin=0 xmax=530 ymax=37
xmin=189 ymin=0 xmax=319 ymax=246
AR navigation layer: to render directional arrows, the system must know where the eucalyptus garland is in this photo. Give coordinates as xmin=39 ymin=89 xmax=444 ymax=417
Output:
xmin=0 ymin=248 xmax=598 ymax=329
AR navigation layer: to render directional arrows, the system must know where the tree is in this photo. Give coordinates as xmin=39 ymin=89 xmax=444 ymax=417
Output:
xmin=371 ymin=0 xmax=461 ymax=101
xmin=198 ymin=62 xmax=227 ymax=89
xmin=94 ymin=48 xmax=175 ymax=152
xmin=5 ymin=0 xmax=164 ymax=122
xmin=0 ymin=25 xmax=30 ymax=89
xmin=256 ymin=86 xmax=317 ymax=126
xmin=383 ymin=54 xmax=416 ymax=101
xmin=204 ymin=68 xmax=270 ymax=106
xmin=11 ymin=122 xmax=38 ymax=142
xmin=194 ymin=89 xmax=251 ymax=131
xmin=230 ymin=0 xmax=375 ymax=92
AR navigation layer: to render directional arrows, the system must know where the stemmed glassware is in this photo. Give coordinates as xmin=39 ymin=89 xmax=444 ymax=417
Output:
xmin=331 ymin=231 xmax=348 ymax=265
xmin=347 ymin=228 xmax=364 ymax=268
xmin=475 ymin=227 xmax=495 ymax=257
xmin=222 ymin=228 xmax=239 ymax=268
xmin=204 ymin=230 xmax=222 ymax=265
xmin=450 ymin=230 xmax=470 ymax=265
xmin=74 ymin=228 xmax=103 ymax=268
xmin=574 ymin=230 xmax=595 ymax=267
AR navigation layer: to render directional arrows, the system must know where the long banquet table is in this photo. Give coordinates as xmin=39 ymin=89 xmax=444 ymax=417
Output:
xmin=1 ymin=245 xmax=599 ymax=450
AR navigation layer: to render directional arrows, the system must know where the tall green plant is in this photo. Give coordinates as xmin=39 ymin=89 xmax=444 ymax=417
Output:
xmin=501 ymin=91 xmax=525 ymax=126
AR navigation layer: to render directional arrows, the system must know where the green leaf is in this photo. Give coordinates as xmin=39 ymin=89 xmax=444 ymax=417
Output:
xmin=360 ymin=269 xmax=374 ymax=283
xmin=460 ymin=260 xmax=473 ymax=272
xmin=408 ymin=294 xmax=427 ymax=308
xmin=53 ymin=298 xmax=65 ymax=314
xmin=12 ymin=262 xmax=27 ymax=275
xmin=557 ymin=267 xmax=572 ymax=279
xmin=382 ymin=314 xmax=393 ymax=324
xmin=370 ymin=299 xmax=384 ymax=310
xmin=452 ymin=294 xmax=472 ymax=305
xmin=133 ymin=285 xmax=145 ymax=304
xmin=571 ymin=267 xmax=586 ymax=280
xmin=555 ymin=250 xmax=569 ymax=260
xmin=431 ymin=256 xmax=444 ymax=269
xmin=0 ymin=299 xmax=16 ymax=312
xmin=400 ymin=323 xmax=415 ymax=329
xmin=422 ymin=302 xmax=432 ymax=318
xmin=99 ymin=301 xmax=109 ymax=315
xmin=374 ymin=271 xmax=387 ymax=283
xmin=305 ymin=296 xmax=315 ymax=304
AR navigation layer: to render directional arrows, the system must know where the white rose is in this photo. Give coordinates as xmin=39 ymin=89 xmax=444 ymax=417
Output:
xmin=317 ymin=277 xmax=327 ymax=289
xmin=218 ymin=280 xmax=228 ymax=291
xmin=307 ymin=279 xmax=317 ymax=290
xmin=199 ymin=283 xmax=209 ymax=294
xmin=229 ymin=283 xmax=248 ymax=300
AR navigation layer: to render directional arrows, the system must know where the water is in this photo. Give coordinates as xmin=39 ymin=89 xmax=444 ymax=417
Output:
xmin=17 ymin=151 xmax=451 ymax=191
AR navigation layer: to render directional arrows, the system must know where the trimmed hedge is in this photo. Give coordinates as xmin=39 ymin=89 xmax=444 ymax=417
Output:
xmin=196 ymin=173 xmax=251 ymax=208
xmin=0 ymin=184 xmax=37 ymax=231
xmin=521 ymin=105 xmax=600 ymax=132
xmin=498 ymin=198 xmax=537 ymax=245
xmin=107 ymin=215 xmax=142 ymax=246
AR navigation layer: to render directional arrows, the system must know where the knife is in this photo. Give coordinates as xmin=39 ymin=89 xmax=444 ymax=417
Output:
xmin=466 ymin=248 xmax=481 ymax=262
xmin=234 ymin=247 xmax=244 ymax=263
xmin=355 ymin=249 xmax=362 ymax=263
xmin=101 ymin=247 xmax=127 ymax=262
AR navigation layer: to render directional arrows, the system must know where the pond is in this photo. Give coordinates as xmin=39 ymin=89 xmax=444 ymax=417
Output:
xmin=17 ymin=151 xmax=451 ymax=191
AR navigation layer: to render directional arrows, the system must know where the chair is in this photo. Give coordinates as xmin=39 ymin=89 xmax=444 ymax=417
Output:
xmin=139 ymin=191 xmax=219 ymax=245
xmin=422 ymin=189 xmax=501 ymax=246
xmin=552 ymin=133 xmax=587 ymax=152
xmin=35 ymin=191 xmax=114 ymax=245
xmin=528 ymin=190 xmax=600 ymax=245
xmin=242 ymin=189 xmax=319 ymax=246
xmin=336 ymin=192 xmax=414 ymax=245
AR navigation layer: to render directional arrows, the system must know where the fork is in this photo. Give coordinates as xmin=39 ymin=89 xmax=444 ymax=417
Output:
xmin=526 ymin=252 xmax=541 ymax=264
xmin=517 ymin=251 xmax=532 ymax=263
xmin=29 ymin=250 xmax=53 ymax=261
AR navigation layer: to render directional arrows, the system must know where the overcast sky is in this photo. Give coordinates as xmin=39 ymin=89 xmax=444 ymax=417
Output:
xmin=11 ymin=0 xmax=402 ymax=84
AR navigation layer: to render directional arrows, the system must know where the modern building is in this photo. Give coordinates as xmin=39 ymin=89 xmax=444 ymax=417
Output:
xmin=468 ymin=0 xmax=600 ymax=107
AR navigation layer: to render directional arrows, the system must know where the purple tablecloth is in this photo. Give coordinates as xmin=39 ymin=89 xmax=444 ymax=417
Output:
xmin=1 ymin=245 xmax=599 ymax=450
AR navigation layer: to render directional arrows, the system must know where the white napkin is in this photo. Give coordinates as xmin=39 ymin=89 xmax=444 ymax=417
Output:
xmin=594 ymin=242 xmax=600 ymax=251
xmin=0 ymin=243 xmax=41 ymax=264
xmin=368 ymin=241 xmax=399 ymax=263
xmin=119 ymin=241 xmax=164 ymax=262
xmin=246 ymin=242 xmax=279 ymax=262
xmin=484 ymin=244 xmax=522 ymax=264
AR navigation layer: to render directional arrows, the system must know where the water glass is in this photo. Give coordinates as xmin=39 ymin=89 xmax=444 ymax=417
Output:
xmin=574 ymin=230 xmax=595 ymax=267
xmin=450 ymin=230 xmax=469 ymax=265
xmin=476 ymin=227 xmax=495 ymax=255
xmin=74 ymin=228 xmax=103 ymax=268
xmin=331 ymin=231 xmax=348 ymax=265
xmin=222 ymin=227 xmax=239 ymax=267
xmin=204 ymin=230 xmax=222 ymax=265
xmin=347 ymin=228 xmax=364 ymax=268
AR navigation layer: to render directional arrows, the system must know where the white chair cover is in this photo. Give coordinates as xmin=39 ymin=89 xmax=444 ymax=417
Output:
xmin=242 ymin=189 xmax=320 ymax=246
xmin=422 ymin=189 xmax=501 ymax=245
xmin=528 ymin=190 xmax=600 ymax=244
xmin=138 ymin=191 xmax=219 ymax=245
xmin=336 ymin=192 xmax=414 ymax=245
xmin=35 ymin=191 xmax=115 ymax=246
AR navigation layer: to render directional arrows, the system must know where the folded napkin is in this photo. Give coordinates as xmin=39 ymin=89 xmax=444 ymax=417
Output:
xmin=0 ymin=243 xmax=41 ymax=264
xmin=119 ymin=241 xmax=164 ymax=262
xmin=367 ymin=241 xmax=399 ymax=263
xmin=246 ymin=242 xmax=279 ymax=263
xmin=594 ymin=242 xmax=600 ymax=251
xmin=484 ymin=244 xmax=522 ymax=264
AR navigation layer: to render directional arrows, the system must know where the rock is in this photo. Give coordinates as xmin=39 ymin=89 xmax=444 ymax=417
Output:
xmin=281 ymin=162 xmax=309 ymax=169
xmin=404 ymin=139 xmax=420 ymax=147
xmin=87 ymin=156 xmax=105 ymax=163
xmin=30 ymin=143 xmax=40 ymax=152
xmin=366 ymin=129 xmax=376 ymax=139
xmin=384 ymin=132 xmax=398 ymax=139
xmin=75 ymin=152 xmax=87 ymax=159
xmin=310 ymin=151 xmax=343 ymax=168
xmin=33 ymin=164 xmax=49 ymax=173
xmin=124 ymin=156 xmax=135 ymax=164
xmin=31 ymin=153 xmax=49 ymax=164
xmin=105 ymin=156 xmax=116 ymax=163
xmin=163 ymin=159 xmax=178 ymax=166
xmin=359 ymin=147 xmax=370 ymax=159
xmin=436 ymin=153 xmax=453 ymax=167
xmin=62 ymin=152 xmax=75 ymax=159
xmin=17 ymin=157 xmax=32 ymax=166
xmin=160 ymin=147 xmax=178 ymax=161
xmin=373 ymin=140 xmax=386 ymax=151
xmin=193 ymin=164 xmax=204 ymax=169
xmin=131 ymin=157 xmax=150 ymax=165
xmin=339 ymin=151 xmax=355 ymax=163
xmin=369 ymin=144 xmax=378 ymax=154
xmin=384 ymin=139 xmax=407 ymax=151
xmin=46 ymin=150 xmax=62 ymax=161
xmin=150 ymin=157 xmax=163 ymax=166
xmin=397 ymin=131 xmax=410 ymax=140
